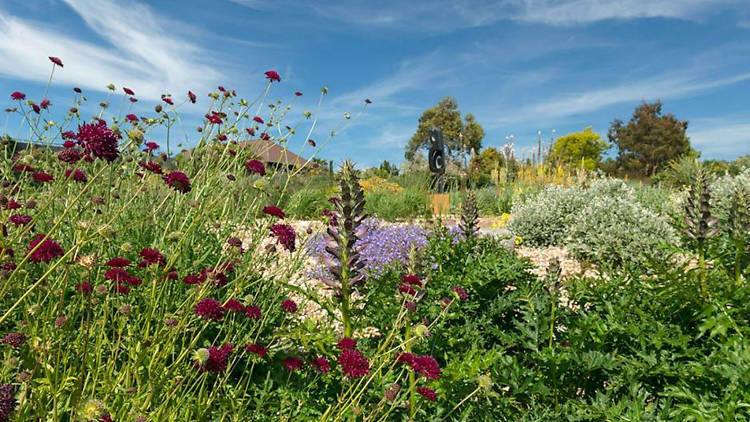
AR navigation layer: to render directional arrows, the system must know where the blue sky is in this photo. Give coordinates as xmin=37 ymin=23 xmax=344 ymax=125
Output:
xmin=1 ymin=0 xmax=749 ymax=167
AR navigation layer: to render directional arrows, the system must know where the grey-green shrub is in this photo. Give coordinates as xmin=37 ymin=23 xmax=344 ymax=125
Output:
xmin=508 ymin=184 xmax=587 ymax=246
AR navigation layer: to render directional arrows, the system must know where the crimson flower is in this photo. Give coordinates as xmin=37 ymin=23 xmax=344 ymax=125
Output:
xmin=223 ymin=299 xmax=245 ymax=313
xmin=40 ymin=99 xmax=51 ymax=109
xmin=246 ymin=343 xmax=267 ymax=357
xmin=0 ymin=383 xmax=17 ymax=421
xmin=452 ymin=286 xmax=468 ymax=301
xmin=139 ymin=161 xmax=163 ymax=174
xmin=76 ymin=282 xmax=93 ymax=296
xmin=75 ymin=120 xmax=121 ymax=162
xmin=144 ymin=142 xmax=159 ymax=151
xmin=283 ymin=357 xmax=303 ymax=372
xmin=67 ymin=169 xmax=87 ymax=183
xmin=260 ymin=133 xmax=270 ymax=141
xmin=398 ymin=284 xmax=416 ymax=295
xmin=270 ymin=223 xmax=296 ymax=252
xmin=139 ymin=248 xmax=165 ymax=266
xmin=265 ymin=70 xmax=281 ymax=82
xmin=10 ymin=91 xmax=25 ymax=100
xmin=199 ymin=344 xmax=234 ymax=373
xmin=244 ymin=305 xmax=262 ymax=320
xmin=1 ymin=333 xmax=26 ymax=348
xmin=280 ymin=299 xmax=297 ymax=313
xmin=263 ymin=206 xmax=285 ymax=218
xmin=163 ymin=171 xmax=191 ymax=193
xmin=32 ymin=104 xmax=41 ymax=114
xmin=245 ymin=159 xmax=266 ymax=175
xmin=308 ymin=139 xmax=316 ymax=147
xmin=183 ymin=272 xmax=206 ymax=285
xmin=58 ymin=149 xmax=84 ymax=164
xmin=129 ymin=97 xmax=137 ymax=103
xmin=206 ymin=113 xmax=222 ymax=124
xmin=62 ymin=130 xmax=76 ymax=140
xmin=294 ymin=91 xmax=303 ymax=96
xmin=162 ymin=97 xmax=174 ymax=105
xmin=338 ymin=349 xmax=369 ymax=378
xmin=312 ymin=357 xmax=330 ymax=373
xmin=188 ymin=90 xmax=197 ymax=103
xmin=336 ymin=337 xmax=357 ymax=351
xmin=9 ymin=214 xmax=32 ymax=226
xmin=123 ymin=87 xmax=135 ymax=95
xmin=402 ymin=274 xmax=422 ymax=287
xmin=253 ymin=116 xmax=264 ymax=125
xmin=32 ymin=171 xmax=54 ymax=183
xmin=27 ymin=234 xmax=64 ymax=263
xmin=49 ymin=56 xmax=64 ymax=67
xmin=195 ymin=298 xmax=225 ymax=321
xmin=417 ymin=386 xmax=437 ymax=402
xmin=12 ymin=164 xmax=34 ymax=173
xmin=365 ymin=98 xmax=372 ymax=104
xmin=125 ymin=114 xmax=138 ymax=122
xmin=106 ymin=257 xmax=131 ymax=267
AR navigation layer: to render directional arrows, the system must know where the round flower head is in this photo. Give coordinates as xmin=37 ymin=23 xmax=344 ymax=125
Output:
xmin=75 ymin=119 xmax=121 ymax=162
xmin=452 ymin=286 xmax=468 ymax=301
xmin=283 ymin=356 xmax=303 ymax=372
xmin=163 ymin=171 xmax=191 ymax=194
xmin=312 ymin=357 xmax=330 ymax=373
xmin=244 ymin=305 xmax=262 ymax=320
xmin=270 ymin=223 xmax=296 ymax=252
xmin=402 ymin=274 xmax=422 ymax=287
xmin=280 ymin=299 xmax=297 ymax=313
xmin=195 ymin=298 xmax=225 ymax=321
xmin=222 ymin=299 xmax=245 ymax=313
xmin=417 ymin=386 xmax=437 ymax=402
xmin=139 ymin=248 xmax=165 ymax=266
xmin=9 ymin=214 xmax=32 ymax=226
xmin=263 ymin=206 xmax=285 ymax=218
xmin=139 ymin=161 xmax=163 ymax=174
xmin=338 ymin=349 xmax=369 ymax=378
xmin=1 ymin=332 xmax=26 ymax=348
xmin=123 ymin=87 xmax=135 ymax=95
xmin=58 ymin=148 xmax=84 ymax=164
xmin=245 ymin=159 xmax=266 ymax=175
xmin=65 ymin=169 xmax=87 ymax=183
xmin=76 ymin=282 xmax=93 ymax=296
xmin=188 ymin=90 xmax=197 ymax=103
xmin=246 ymin=343 xmax=267 ymax=357
xmin=197 ymin=343 xmax=233 ymax=373
xmin=27 ymin=234 xmax=64 ymax=263
xmin=264 ymin=70 xmax=281 ymax=82
xmin=0 ymin=383 xmax=18 ymax=421
xmin=253 ymin=116 xmax=264 ymax=124
xmin=10 ymin=91 xmax=25 ymax=100
xmin=48 ymin=56 xmax=64 ymax=67
xmin=32 ymin=172 xmax=54 ymax=183
xmin=106 ymin=257 xmax=131 ymax=267
xmin=336 ymin=337 xmax=357 ymax=351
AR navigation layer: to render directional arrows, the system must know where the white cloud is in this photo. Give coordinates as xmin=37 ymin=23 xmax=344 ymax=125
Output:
xmin=688 ymin=121 xmax=750 ymax=158
xmin=0 ymin=0 xmax=223 ymax=100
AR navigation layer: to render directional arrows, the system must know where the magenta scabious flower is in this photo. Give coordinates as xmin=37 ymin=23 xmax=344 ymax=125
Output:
xmin=452 ymin=286 xmax=468 ymax=301
xmin=336 ymin=337 xmax=357 ymax=351
xmin=48 ymin=56 xmax=64 ymax=67
xmin=244 ymin=159 xmax=265 ymax=175
xmin=222 ymin=299 xmax=245 ymax=313
xmin=195 ymin=298 xmax=225 ymax=321
xmin=244 ymin=305 xmax=262 ymax=320
xmin=123 ymin=87 xmax=135 ymax=95
xmin=139 ymin=161 xmax=163 ymax=174
xmin=10 ymin=91 xmax=25 ymax=100
xmin=308 ymin=139 xmax=316 ymax=147
xmin=9 ymin=214 xmax=32 ymax=226
xmin=139 ymin=248 xmax=165 ymax=266
xmin=199 ymin=343 xmax=234 ymax=373
xmin=106 ymin=257 xmax=131 ymax=267
xmin=265 ymin=70 xmax=281 ymax=82
xmin=417 ymin=386 xmax=437 ymax=402
xmin=253 ymin=116 xmax=264 ymax=124
xmin=75 ymin=120 xmax=121 ymax=162
xmin=246 ymin=343 xmax=267 ymax=357
xmin=125 ymin=114 xmax=138 ymax=122
xmin=65 ymin=169 xmax=87 ymax=183
xmin=0 ymin=383 xmax=18 ymax=421
xmin=402 ymin=274 xmax=422 ymax=287
xmin=283 ymin=357 xmax=303 ymax=372
xmin=27 ymin=234 xmax=64 ymax=263
xmin=32 ymin=172 xmax=54 ymax=183
xmin=263 ymin=206 xmax=285 ymax=219
xmin=188 ymin=90 xmax=197 ymax=103
xmin=397 ymin=354 xmax=441 ymax=380
xmin=162 ymin=97 xmax=174 ymax=105
xmin=1 ymin=333 xmax=26 ymax=348
xmin=312 ymin=357 xmax=330 ymax=373
xmin=76 ymin=282 xmax=93 ymax=296
xmin=398 ymin=284 xmax=416 ymax=295
xmin=163 ymin=171 xmax=191 ymax=194
xmin=270 ymin=224 xmax=296 ymax=252
xmin=280 ymin=299 xmax=297 ymax=313
xmin=338 ymin=349 xmax=369 ymax=378
xmin=58 ymin=149 xmax=84 ymax=164
xmin=144 ymin=142 xmax=159 ymax=151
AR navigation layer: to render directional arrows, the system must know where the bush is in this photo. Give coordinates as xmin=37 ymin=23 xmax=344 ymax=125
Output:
xmin=365 ymin=187 xmax=431 ymax=220
xmin=508 ymin=184 xmax=587 ymax=246
xmin=286 ymin=187 xmax=330 ymax=219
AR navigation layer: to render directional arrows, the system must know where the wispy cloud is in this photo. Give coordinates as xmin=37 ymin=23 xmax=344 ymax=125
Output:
xmin=688 ymin=119 xmax=750 ymax=158
xmin=0 ymin=0 xmax=223 ymax=100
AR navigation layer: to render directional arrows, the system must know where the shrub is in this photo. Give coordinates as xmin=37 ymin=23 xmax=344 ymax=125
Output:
xmin=365 ymin=187 xmax=431 ymax=220
xmin=286 ymin=187 xmax=329 ymax=218
xmin=508 ymin=184 xmax=587 ymax=246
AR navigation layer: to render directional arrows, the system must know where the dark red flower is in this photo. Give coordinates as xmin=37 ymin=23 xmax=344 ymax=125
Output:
xmin=452 ymin=286 xmax=468 ymax=301
xmin=245 ymin=159 xmax=266 ymax=175
xmin=417 ymin=386 xmax=437 ymax=402
xmin=412 ymin=355 xmax=441 ymax=380
xmin=294 ymin=91 xmax=303 ymax=96
xmin=308 ymin=139 xmax=316 ymax=147
xmin=0 ymin=383 xmax=17 ymax=421
xmin=226 ymin=173 xmax=236 ymax=181
xmin=217 ymin=134 xmax=227 ymax=141
xmin=114 ymin=283 xmax=131 ymax=295
xmin=398 ymin=284 xmax=416 ymax=295
xmin=183 ymin=272 xmax=206 ymax=285
xmin=73 ymin=87 xmax=82 ymax=93
xmin=0 ymin=247 xmax=13 ymax=258
xmin=312 ymin=357 xmax=330 ymax=373
xmin=144 ymin=142 xmax=159 ymax=151
xmin=32 ymin=171 xmax=54 ymax=183
xmin=162 ymin=97 xmax=174 ymax=105
xmin=265 ymin=70 xmax=281 ymax=82
xmin=98 ymin=414 xmax=113 ymax=422
xmin=105 ymin=268 xmax=130 ymax=283
xmin=188 ymin=90 xmax=197 ymax=103
xmin=12 ymin=164 xmax=34 ymax=173
xmin=336 ymin=337 xmax=357 ymax=351
xmin=223 ymin=299 xmax=245 ymax=312
xmin=27 ymin=234 xmax=64 ymax=263
xmin=195 ymin=298 xmax=225 ymax=321
xmin=338 ymin=349 xmax=369 ymax=378
xmin=125 ymin=114 xmax=138 ymax=122
xmin=9 ymin=214 xmax=32 ymax=226
xmin=48 ymin=56 xmax=63 ymax=67
xmin=270 ymin=224 xmax=296 ymax=252
xmin=129 ymin=97 xmax=137 ymax=103
xmin=283 ymin=357 xmax=303 ymax=372
xmin=25 ymin=200 xmax=36 ymax=209
xmin=199 ymin=343 xmax=233 ymax=373
xmin=10 ymin=91 xmax=25 ymax=100
xmin=40 ymin=99 xmax=51 ymax=109
xmin=65 ymin=169 xmax=87 ymax=183
xmin=206 ymin=113 xmax=222 ymax=124
xmin=322 ymin=208 xmax=338 ymax=226
xmin=246 ymin=343 xmax=267 ymax=357
xmin=365 ymin=98 xmax=372 ymax=104
xmin=126 ymin=276 xmax=142 ymax=286
xmin=263 ymin=206 xmax=285 ymax=218
xmin=280 ymin=299 xmax=297 ymax=313
xmin=260 ymin=133 xmax=270 ymax=141
xmin=4 ymin=199 xmax=21 ymax=210
xmin=253 ymin=116 xmax=264 ymax=124
xmin=75 ymin=120 xmax=121 ymax=162
xmin=244 ymin=305 xmax=262 ymax=320
xmin=402 ymin=274 xmax=422 ymax=287
xmin=58 ymin=149 xmax=84 ymax=164
xmin=106 ymin=257 xmax=131 ymax=267
xmin=139 ymin=248 xmax=165 ymax=266
xmin=123 ymin=87 xmax=135 ymax=95
xmin=245 ymin=128 xmax=255 ymax=137
xmin=76 ymin=282 xmax=93 ymax=296
xmin=139 ymin=161 xmax=163 ymax=174
xmin=1 ymin=332 xmax=26 ymax=348
xmin=163 ymin=171 xmax=191 ymax=194
xmin=31 ymin=104 xmax=41 ymax=114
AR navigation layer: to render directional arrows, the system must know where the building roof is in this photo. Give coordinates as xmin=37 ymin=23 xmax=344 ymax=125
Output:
xmin=238 ymin=139 xmax=309 ymax=167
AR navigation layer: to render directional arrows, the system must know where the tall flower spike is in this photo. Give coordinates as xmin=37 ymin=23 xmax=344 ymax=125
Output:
xmin=459 ymin=191 xmax=479 ymax=240
xmin=323 ymin=160 xmax=367 ymax=337
xmin=726 ymin=185 xmax=750 ymax=285
xmin=682 ymin=169 xmax=720 ymax=245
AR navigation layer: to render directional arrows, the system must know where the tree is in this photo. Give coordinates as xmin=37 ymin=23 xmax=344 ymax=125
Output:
xmin=549 ymin=127 xmax=609 ymax=171
xmin=608 ymin=101 xmax=692 ymax=177
xmin=405 ymin=97 xmax=484 ymax=164
xmin=467 ymin=147 xmax=503 ymax=186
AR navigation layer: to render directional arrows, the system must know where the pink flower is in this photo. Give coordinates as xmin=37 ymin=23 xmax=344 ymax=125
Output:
xmin=123 ymin=87 xmax=135 ymax=95
xmin=417 ymin=386 xmax=437 ymax=402
xmin=49 ymin=56 xmax=64 ymax=67
xmin=10 ymin=91 xmax=25 ymax=100
xmin=245 ymin=159 xmax=266 ymax=175
xmin=280 ymin=299 xmax=298 ymax=313
xmin=312 ymin=357 xmax=330 ymax=373
xmin=244 ymin=305 xmax=262 ymax=320
xmin=40 ymin=99 xmax=51 ymax=109
xmin=336 ymin=337 xmax=357 ymax=351
xmin=162 ymin=97 xmax=174 ymax=105
xmin=188 ymin=91 xmax=197 ymax=103
xmin=263 ymin=206 xmax=285 ymax=219
xmin=253 ymin=116 xmax=264 ymax=124
xmin=195 ymin=298 xmax=225 ymax=321
xmin=283 ymin=357 xmax=303 ymax=372
xmin=125 ymin=114 xmax=138 ymax=122
xmin=270 ymin=223 xmax=296 ymax=252
xmin=246 ymin=343 xmax=267 ymax=357
xmin=265 ymin=70 xmax=281 ymax=82
xmin=338 ymin=350 xmax=369 ymax=378
xmin=163 ymin=171 xmax=191 ymax=193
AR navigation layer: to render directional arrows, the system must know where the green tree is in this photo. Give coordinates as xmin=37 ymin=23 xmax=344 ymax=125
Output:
xmin=608 ymin=101 xmax=692 ymax=177
xmin=405 ymin=97 xmax=484 ymax=163
xmin=467 ymin=147 xmax=503 ymax=186
xmin=549 ymin=127 xmax=609 ymax=170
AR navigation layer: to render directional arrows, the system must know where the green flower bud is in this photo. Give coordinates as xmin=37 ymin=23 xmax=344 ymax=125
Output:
xmin=194 ymin=348 xmax=210 ymax=365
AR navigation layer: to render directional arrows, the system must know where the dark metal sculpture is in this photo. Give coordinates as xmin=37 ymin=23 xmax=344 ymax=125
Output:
xmin=427 ymin=127 xmax=446 ymax=192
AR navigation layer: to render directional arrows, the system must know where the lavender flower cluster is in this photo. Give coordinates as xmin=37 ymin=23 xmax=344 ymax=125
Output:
xmin=306 ymin=218 xmax=429 ymax=280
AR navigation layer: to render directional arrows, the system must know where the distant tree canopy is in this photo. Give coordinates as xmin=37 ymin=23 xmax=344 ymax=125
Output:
xmin=467 ymin=147 xmax=504 ymax=186
xmin=549 ymin=127 xmax=609 ymax=171
xmin=608 ymin=101 xmax=692 ymax=177
xmin=405 ymin=97 xmax=484 ymax=163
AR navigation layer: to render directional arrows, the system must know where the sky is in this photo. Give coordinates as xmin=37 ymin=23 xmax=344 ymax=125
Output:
xmin=1 ymin=0 xmax=749 ymax=167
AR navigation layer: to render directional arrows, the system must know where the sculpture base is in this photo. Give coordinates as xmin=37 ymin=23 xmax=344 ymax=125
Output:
xmin=430 ymin=194 xmax=450 ymax=216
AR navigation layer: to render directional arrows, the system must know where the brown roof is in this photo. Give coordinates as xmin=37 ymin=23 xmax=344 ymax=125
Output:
xmin=239 ymin=139 xmax=309 ymax=167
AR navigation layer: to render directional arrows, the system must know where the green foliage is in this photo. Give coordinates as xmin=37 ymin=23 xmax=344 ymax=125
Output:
xmin=286 ymin=187 xmax=330 ymax=218
xmin=364 ymin=187 xmax=431 ymax=220
xmin=549 ymin=127 xmax=609 ymax=171
xmin=509 ymin=184 xmax=588 ymax=246
xmin=608 ymin=101 xmax=693 ymax=177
